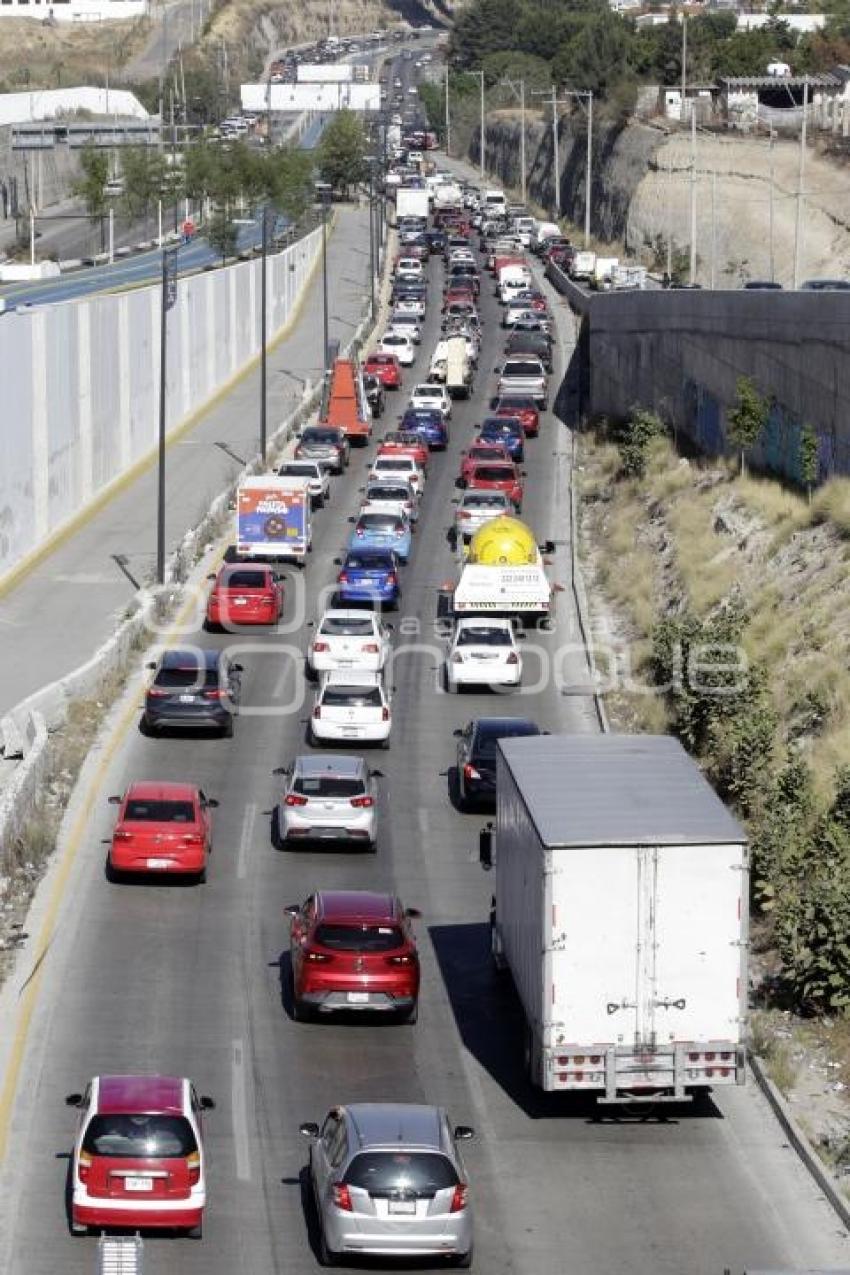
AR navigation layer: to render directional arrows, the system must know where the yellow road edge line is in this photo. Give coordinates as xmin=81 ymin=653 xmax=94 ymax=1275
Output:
xmin=0 ymin=557 xmax=225 ymax=1165
xmin=0 ymin=219 xmax=330 ymax=604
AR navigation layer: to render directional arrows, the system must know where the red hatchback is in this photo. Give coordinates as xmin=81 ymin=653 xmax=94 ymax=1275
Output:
xmin=467 ymin=461 xmax=524 ymax=510
xmin=285 ymin=890 xmax=420 ymax=1023
xmin=206 ymin=564 xmax=283 ymax=630
xmin=378 ymin=430 xmax=429 ymax=468
xmin=458 ymin=441 xmax=511 ymax=487
xmin=107 ymin=782 xmax=216 ymax=882
xmin=363 ymin=352 xmax=402 ymax=390
xmin=66 ymin=1074 xmax=215 ymax=1237
xmin=490 ymin=394 xmax=540 ymax=437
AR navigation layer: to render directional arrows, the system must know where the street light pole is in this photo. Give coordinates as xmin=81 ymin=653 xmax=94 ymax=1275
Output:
xmin=315 ymin=183 xmax=331 ymax=374
xmin=156 ymin=245 xmax=178 ymax=584
xmin=368 ymin=163 xmax=376 ymax=319
xmin=552 ymin=86 xmax=559 ymax=220
xmin=585 ymin=90 xmax=593 ymax=247
xmin=793 ymin=76 xmax=808 ymax=290
xmin=260 ymin=207 xmax=272 ymax=464
xmin=444 ymin=61 xmax=450 ymax=154
xmin=689 ymin=106 xmax=697 ymax=285
xmin=499 ymin=78 xmax=527 ymax=205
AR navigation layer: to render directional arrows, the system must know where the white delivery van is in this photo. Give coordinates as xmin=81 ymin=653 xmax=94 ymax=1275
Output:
xmin=498 ymin=262 xmax=532 ymax=305
xmin=484 ymin=188 xmax=507 ymax=217
xmin=513 ymin=215 xmax=537 ymax=247
xmin=569 ymin=250 xmax=597 ymax=281
xmin=591 ymin=257 xmax=619 ymax=290
xmin=445 ymin=335 xmax=473 ymax=399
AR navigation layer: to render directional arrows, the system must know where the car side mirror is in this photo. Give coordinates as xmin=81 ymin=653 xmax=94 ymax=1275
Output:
xmin=385 ymin=623 xmax=395 ymax=631
xmin=516 ymin=631 xmax=527 ymax=641
xmin=300 ymin=1122 xmax=320 ymax=1139
xmin=200 ymin=1095 xmax=216 ymax=1111
xmin=284 ymin=904 xmax=301 ymax=917
xmin=107 ymin=794 xmax=121 ymax=805
xmin=452 ymin=728 xmax=463 ymax=737
xmin=145 ymin=661 xmax=157 ymax=670
xmin=493 ymin=366 xmax=499 ymax=373
xmin=65 ymin=1092 xmax=84 ymax=1107
xmin=541 ymin=540 xmax=556 ymax=554
xmin=454 ymin=1125 xmax=475 ymax=1140
xmin=404 ymin=906 xmax=422 ymax=919
xmin=204 ymin=797 xmax=220 ymax=808
xmin=479 ymin=823 xmax=494 ymax=871
xmin=206 ymin=573 xmax=217 ymax=581
xmin=347 ymin=516 xmax=356 ymax=524
xmin=231 ymin=663 xmax=244 ymax=673
xmin=333 ymin=558 xmax=342 ymax=566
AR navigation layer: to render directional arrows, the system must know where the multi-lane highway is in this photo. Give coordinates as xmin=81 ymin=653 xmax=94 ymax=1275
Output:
xmin=0 ymin=144 xmax=847 ymax=1272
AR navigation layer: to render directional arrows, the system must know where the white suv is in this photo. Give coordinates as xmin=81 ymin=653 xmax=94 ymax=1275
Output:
xmin=409 ymin=382 xmax=451 ymax=419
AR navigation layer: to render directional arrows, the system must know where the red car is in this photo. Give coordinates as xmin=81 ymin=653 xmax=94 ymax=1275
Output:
xmin=107 ymin=782 xmax=216 ymax=881
xmin=378 ymin=430 xmax=429 ymax=468
xmin=443 ymin=286 xmax=476 ymax=311
xmin=363 ymin=353 xmax=401 ymax=390
xmin=67 ymin=1074 xmax=215 ymax=1236
xmin=206 ymin=564 xmax=283 ymax=630
xmin=458 ymin=441 xmax=511 ymax=487
xmin=285 ymin=889 xmax=421 ymax=1022
xmin=491 ymin=394 xmax=540 ymax=437
xmin=467 ymin=461 xmax=524 ymax=510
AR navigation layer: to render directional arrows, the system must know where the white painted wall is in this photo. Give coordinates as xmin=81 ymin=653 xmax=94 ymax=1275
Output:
xmin=0 ymin=227 xmax=323 ymax=574
xmin=0 ymin=87 xmax=149 ymax=125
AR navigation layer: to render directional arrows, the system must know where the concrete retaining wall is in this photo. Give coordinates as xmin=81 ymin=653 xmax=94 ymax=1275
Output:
xmin=547 ymin=263 xmax=850 ymax=484
xmin=0 ymin=226 xmax=323 ymax=575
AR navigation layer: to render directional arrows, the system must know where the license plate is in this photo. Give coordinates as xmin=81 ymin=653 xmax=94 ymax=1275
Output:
xmin=347 ymin=992 xmax=369 ymax=1004
xmin=233 ymin=597 xmax=248 ymax=606
xmin=178 ymin=694 xmax=196 ymax=703
xmin=343 ymin=729 xmax=359 ymax=738
xmin=389 ymin=1199 xmax=416 ymax=1215
xmin=146 ymin=858 xmax=172 ymax=870
xmin=124 ymin=1177 xmax=154 ymax=1192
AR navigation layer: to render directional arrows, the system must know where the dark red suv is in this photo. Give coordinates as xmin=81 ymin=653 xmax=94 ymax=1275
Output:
xmin=285 ymin=890 xmax=420 ymax=1024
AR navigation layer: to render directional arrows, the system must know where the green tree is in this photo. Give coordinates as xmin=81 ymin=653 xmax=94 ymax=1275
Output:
xmin=74 ymin=145 xmax=109 ymax=221
xmin=614 ymin=406 xmax=665 ymax=479
xmin=799 ymin=423 xmax=819 ymax=502
xmin=480 ymin=51 xmax=552 ymax=92
xmin=727 ymin=376 xmax=769 ymax=475
xmin=317 ymin=110 xmax=367 ymax=197
xmin=206 ymin=210 xmax=238 ymax=264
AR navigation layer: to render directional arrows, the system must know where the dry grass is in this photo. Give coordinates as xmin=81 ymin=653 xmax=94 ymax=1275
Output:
xmin=812 ymin=478 xmax=850 ymax=539
xmin=667 ymin=493 xmax=737 ymax=615
xmin=0 ymin=16 xmax=149 ymax=91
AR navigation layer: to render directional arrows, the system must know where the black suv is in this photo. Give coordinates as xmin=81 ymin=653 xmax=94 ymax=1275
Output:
xmin=143 ymin=649 xmax=242 ymax=738
xmin=453 ymin=717 xmax=542 ymax=809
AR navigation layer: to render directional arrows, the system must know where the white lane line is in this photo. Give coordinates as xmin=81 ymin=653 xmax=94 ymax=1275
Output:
xmin=237 ymin=803 xmax=257 ymax=881
xmin=272 ymin=656 xmax=293 ymax=704
xmin=231 ymin=1038 xmax=253 ymax=1182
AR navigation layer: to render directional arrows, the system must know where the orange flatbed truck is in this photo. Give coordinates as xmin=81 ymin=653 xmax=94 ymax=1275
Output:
xmin=319 ymin=358 xmax=373 ymax=445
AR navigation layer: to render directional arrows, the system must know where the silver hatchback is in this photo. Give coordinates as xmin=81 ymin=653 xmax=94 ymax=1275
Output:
xmin=301 ymin=1103 xmax=475 ymax=1266
xmin=272 ymin=755 xmax=381 ymax=850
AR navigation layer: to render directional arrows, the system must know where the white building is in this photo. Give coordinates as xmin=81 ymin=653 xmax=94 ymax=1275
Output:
xmin=737 ymin=12 xmax=826 ymax=32
xmin=0 ymin=0 xmax=147 ymax=20
xmin=0 ymin=88 xmax=149 ymax=126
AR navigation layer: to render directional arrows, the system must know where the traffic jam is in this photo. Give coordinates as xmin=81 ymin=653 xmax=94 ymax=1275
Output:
xmin=64 ymin=155 xmax=560 ymax=1267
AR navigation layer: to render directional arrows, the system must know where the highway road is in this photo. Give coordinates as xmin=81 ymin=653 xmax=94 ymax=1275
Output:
xmin=0 ymin=117 xmax=848 ymax=1272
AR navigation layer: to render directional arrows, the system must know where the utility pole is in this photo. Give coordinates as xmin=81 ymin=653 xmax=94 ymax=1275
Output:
xmin=500 ymin=78 xmax=527 ymax=205
xmin=689 ymin=107 xmax=697 ymax=285
xmin=315 ymin=183 xmax=332 ymax=374
xmin=710 ymin=167 xmax=717 ymax=290
xmin=259 ymin=207 xmax=273 ymax=464
xmin=444 ymin=61 xmax=450 ymax=154
xmin=469 ymin=70 xmax=485 ymax=180
xmin=666 ymin=151 xmax=673 ymax=280
xmin=156 ymin=246 xmax=178 ymax=584
xmin=552 ymin=86 xmax=559 ymax=219
xmin=681 ymin=14 xmax=687 ymax=123
xmin=793 ymin=77 xmax=808 ymax=289
xmin=768 ymin=124 xmax=775 ymax=283
xmin=585 ymin=89 xmax=593 ymax=247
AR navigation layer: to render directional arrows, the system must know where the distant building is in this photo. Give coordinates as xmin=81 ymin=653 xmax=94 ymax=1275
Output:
xmin=635 ymin=12 xmax=670 ymax=27
xmin=737 ymin=12 xmax=826 ymax=32
xmin=0 ymin=0 xmax=147 ymax=20
xmin=719 ymin=72 xmax=842 ymax=130
xmin=0 ymin=88 xmax=149 ymax=127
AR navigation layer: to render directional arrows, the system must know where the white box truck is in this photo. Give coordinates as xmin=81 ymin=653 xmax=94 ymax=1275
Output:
xmin=396 ymin=188 xmax=429 ymax=220
xmin=482 ymin=734 xmax=748 ymax=1103
xmin=233 ymin=475 xmax=313 ymax=562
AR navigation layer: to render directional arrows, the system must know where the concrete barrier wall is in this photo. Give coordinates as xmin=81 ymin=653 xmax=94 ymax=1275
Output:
xmin=546 ymin=267 xmax=850 ymax=485
xmin=0 ymin=227 xmax=322 ymax=574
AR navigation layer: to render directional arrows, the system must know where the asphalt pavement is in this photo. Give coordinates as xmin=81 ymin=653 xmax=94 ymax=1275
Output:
xmin=0 ymin=203 xmax=374 ymax=718
xmin=0 ymin=185 xmax=847 ymax=1275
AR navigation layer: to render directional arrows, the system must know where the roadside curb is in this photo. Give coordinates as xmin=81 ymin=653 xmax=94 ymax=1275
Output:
xmin=748 ymin=1051 xmax=850 ymax=1231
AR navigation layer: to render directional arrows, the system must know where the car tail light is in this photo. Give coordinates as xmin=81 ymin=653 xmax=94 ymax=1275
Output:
xmin=459 ymin=511 xmax=471 ymax=520
xmin=338 ymin=573 xmax=349 ymax=584
xmin=463 ymin=764 xmax=480 ymax=781
xmin=506 ymin=653 xmax=519 ymax=664
xmin=361 ymin=642 xmax=380 ymax=654
xmin=381 ymin=706 xmax=390 ymax=721
xmin=78 ymin=1152 xmax=92 ymax=1184
xmin=187 ymin=1152 xmax=201 ymax=1186
xmin=387 ymin=573 xmax=398 ymax=586
xmin=394 ymin=528 xmax=404 ymax=538
xmin=182 ymin=832 xmax=204 ymax=846
xmin=285 ymin=794 xmax=308 ymax=807
xmin=204 ymin=688 xmax=228 ymax=700
xmin=350 ymin=795 xmax=374 ymax=808
xmin=209 ymin=592 xmax=220 ymax=603
xmin=113 ymin=829 xmax=133 ymax=842
xmin=306 ymin=950 xmax=332 ymax=963
xmin=387 ymin=953 xmax=415 ymax=966
xmin=312 ymin=641 xmax=329 ymax=653
xmin=450 ymin=1184 xmax=469 ymax=1213
xmin=147 ymin=687 xmax=169 ymax=698
xmin=355 ymin=527 xmax=365 ymax=537
xmin=333 ymin=1184 xmax=353 ymax=1212
xmin=313 ymin=706 xmax=321 ymax=719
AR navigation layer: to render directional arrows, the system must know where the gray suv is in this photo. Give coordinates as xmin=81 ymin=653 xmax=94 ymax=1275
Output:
xmin=301 ymin=1103 xmax=475 ymax=1267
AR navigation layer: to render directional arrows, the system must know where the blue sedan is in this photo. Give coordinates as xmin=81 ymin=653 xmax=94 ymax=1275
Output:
xmin=336 ymin=548 xmax=402 ymax=610
xmin=400 ymin=407 xmax=448 ymax=450
xmin=479 ymin=415 xmax=524 ymax=461
xmin=348 ymin=512 xmax=413 ymax=563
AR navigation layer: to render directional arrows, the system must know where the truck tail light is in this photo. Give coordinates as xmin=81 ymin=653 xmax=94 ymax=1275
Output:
xmin=450 ymin=1184 xmax=469 ymax=1213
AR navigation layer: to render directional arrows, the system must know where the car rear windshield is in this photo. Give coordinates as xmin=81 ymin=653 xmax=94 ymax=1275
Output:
xmin=375 ymin=458 xmax=412 ymax=470
xmin=313 ymin=924 xmax=402 ymax=952
xmin=344 ymin=1152 xmax=458 ymax=1194
xmin=303 ymin=430 xmax=339 ymax=444
xmin=222 ymin=571 xmax=267 ymax=589
xmin=360 ymin=515 xmax=402 ymax=531
xmin=124 ymin=800 xmax=195 ymax=822
xmin=498 ymin=396 xmax=534 ymax=410
xmin=345 ymin=553 xmax=393 ymax=569
xmin=503 ymin=361 xmax=542 ymax=376
xmin=471 ymin=466 xmax=514 ymax=482
xmin=475 ymin=723 xmax=540 ymax=757
xmin=482 ymin=419 xmax=520 ymax=433
xmin=320 ymin=617 xmax=375 ymax=636
xmin=294 ymin=776 xmax=365 ymax=798
xmin=281 ymin=464 xmax=318 ymax=477
xmin=154 ymin=668 xmax=219 ymax=689
xmin=367 ymin=486 xmax=410 ymax=502
xmin=464 ymin=494 xmax=508 ymax=509
xmin=457 ymin=627 xmax=512 ymax=646
xmin=82 ymin=1115 xmax=197 ymax=1159
xmin=321 ymin=686 xmax=384 ymax=707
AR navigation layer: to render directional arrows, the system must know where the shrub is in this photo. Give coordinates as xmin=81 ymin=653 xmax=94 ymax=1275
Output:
xmin=613 ymin=407 xmax=666 ymax=479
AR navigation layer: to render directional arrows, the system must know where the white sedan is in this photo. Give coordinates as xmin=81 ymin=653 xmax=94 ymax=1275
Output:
xmin=307 ymin=609 xmax=392 ymax=678
xmin=394 ymin=296 xmax=426 ymax=319
xmin=395 ymin=258 xmax=424 ymax=281
xmin=309 ymin=670 xmax=392 ymax=747
xmin=379 ymin=331 xmax=416 ymax=367
xmin=409 ymin=383 xmax=452 ymax=419
xmin=368 ymin=455 xmax=425 ymax=496
xmin=445 ymin=617 xmax=523 ymax=692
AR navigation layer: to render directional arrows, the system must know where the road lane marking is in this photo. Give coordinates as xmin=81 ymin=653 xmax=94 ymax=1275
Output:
xmin=231 ymin=1038 xmax=253 ymax=1182
xmin=237 ymin=803 xmax=257 ymax=881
